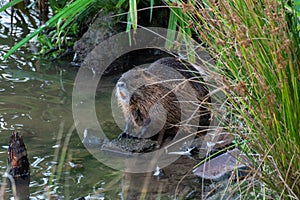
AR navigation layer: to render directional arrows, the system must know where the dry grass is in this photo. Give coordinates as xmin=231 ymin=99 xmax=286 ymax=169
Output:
xmin=165 ymin=0 xmax=300 ymax=198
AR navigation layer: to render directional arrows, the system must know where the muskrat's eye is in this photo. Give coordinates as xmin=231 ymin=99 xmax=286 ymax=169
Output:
xmin=117 ymin=82 xmax=126 ymax=88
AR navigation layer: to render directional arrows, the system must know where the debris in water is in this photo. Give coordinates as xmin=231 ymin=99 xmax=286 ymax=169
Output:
xmin=193 ymin=148 xmax=250 ymax=180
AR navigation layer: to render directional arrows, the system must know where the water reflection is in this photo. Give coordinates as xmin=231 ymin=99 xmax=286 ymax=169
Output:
xmin=0 ymin=44 xmax=123 ymax=199
xmin=2 ymin=73 xmax=30 ymax=82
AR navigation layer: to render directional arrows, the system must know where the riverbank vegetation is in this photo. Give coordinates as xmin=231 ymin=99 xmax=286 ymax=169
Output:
xmin=171 ymin=0 xmax=300 ymax=198
xmin=1 ymin=0 xmax=118 ymax=58
xmin=1 ymin=0 xmax=162 ymax=58
xmin=1 ymin=0 xmax=299 ymax=198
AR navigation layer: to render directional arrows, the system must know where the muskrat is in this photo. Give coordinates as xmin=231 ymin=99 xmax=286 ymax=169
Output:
xmin=116 ymin=57 xmax=210 ymax=146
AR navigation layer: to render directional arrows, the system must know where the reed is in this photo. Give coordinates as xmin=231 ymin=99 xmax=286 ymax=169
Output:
xmin=2 ymin=0 xmax=99 ymax=59
xmin=165 ymin=0 xmax=300 ymax=198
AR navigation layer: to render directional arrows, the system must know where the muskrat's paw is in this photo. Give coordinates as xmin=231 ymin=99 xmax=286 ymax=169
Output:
xmin=136 ymin=126 xmax=148 ymax=139
xmin=136 ymin=132 xmax=143 ymax=139
xmin=118 ymin=132 xmax=133 ymax=140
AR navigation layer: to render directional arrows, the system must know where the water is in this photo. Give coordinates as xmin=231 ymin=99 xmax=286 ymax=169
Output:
xmin=0 ymin=66 xmax=114 ymax=198
xmin=0 ymin=5 xmax=204 ymax=199
xmin=0 ymin=7 xmax=122 ymax=199
xmin=0 ymin=54 xmax=122 ymax=199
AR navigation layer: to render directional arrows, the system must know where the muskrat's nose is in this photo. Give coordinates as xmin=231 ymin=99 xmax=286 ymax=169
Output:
xmin=117 ymin=81 xmax=126 ymax=88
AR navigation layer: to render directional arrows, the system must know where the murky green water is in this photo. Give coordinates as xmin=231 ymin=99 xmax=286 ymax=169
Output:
xmin=0 ymin=56 xmax=123 ymax=199
xmin=0 ymin=10 xmax=122 ymax=199
xmin=0 ymin=63 xmax=122 ymax=199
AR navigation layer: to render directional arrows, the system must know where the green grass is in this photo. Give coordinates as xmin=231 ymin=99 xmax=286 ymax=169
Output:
xmin=1 ymin=0 xmax=109 ymax=59
xmin=168 ymin=0 xmax=300 ymax=198
xmin=1 ymin=0 xmax=160 ymax=58
xmin=116 ymin=0 xmax=156 ymax=31
xmin=0 ymin=0 xmax=22 ymax=13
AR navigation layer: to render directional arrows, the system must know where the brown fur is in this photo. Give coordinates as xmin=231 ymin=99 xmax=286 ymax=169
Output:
xmin=116 ymin=57 xmax=210 ymax=146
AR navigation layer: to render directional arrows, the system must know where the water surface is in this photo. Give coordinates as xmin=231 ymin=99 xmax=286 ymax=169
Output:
xmin=0 ymin=9 xmax=121 ymax=198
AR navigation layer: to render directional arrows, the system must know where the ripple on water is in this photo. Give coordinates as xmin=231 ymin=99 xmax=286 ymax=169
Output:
xmin=2 ymin=72 xmax=30 ymax=82
xmin=0 ymin=8 xmax=107 ymax=199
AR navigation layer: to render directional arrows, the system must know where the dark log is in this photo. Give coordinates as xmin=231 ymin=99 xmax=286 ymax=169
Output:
xmin=8 ymin=131 xmax=30 ymax=200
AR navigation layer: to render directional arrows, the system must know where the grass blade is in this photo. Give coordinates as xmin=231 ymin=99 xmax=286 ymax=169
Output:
xmin=129 ymin=0 xmax=137 ymax=30
xmin=0 ymin=0 xmax=22 ymax=13
xmin=116 ymin=0 xmax=127 ymax=8
xmin=3 ymin=0 xmax=96 ymax=59
xmin=149 ymin=0 xmax=154 ymax=22
xmin=165 ymin=9 xmax=177 ymax=48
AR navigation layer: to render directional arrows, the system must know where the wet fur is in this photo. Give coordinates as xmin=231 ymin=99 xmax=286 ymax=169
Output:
xmin=116 ymin=57 xmax=210 ymax=146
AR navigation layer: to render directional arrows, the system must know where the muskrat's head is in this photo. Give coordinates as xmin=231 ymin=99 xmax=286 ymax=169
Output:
xmin=116 ymin=68 xmax=156 ymax=103
xmin=116 ymin=80 xmax=130 ymax=103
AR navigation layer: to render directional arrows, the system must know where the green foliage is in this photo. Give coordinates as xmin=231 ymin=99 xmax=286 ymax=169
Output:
xmin=171 ymin=0 xmax=300 ymax=198
xmin=129 ymin=0 xmax=138 ymax=30
xmin=116 ymin=0 xmax=157 ymax=31
xmin=2 ymin=0 xmax=100 ymax=59
xmin=164 ymin=1 xmax=194 ymax=61
xmin=0 ymin=0 xmax=22 ymax=13
xmin=1 ymin=0 xmax=160 ymax=59
xmin=48 ymin=0 xmax=69 ymax=14
xmin=37 ymin=11 xmax=80 ymax=57
xmin=37 ymin=22 xmax=79 ymax=57
xmin=1 ymin=0 xmax=120 ymax=59
xmin=295 ymin=0 xmax=300 ymax=30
